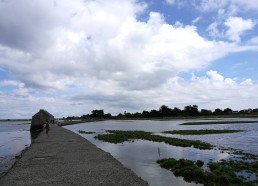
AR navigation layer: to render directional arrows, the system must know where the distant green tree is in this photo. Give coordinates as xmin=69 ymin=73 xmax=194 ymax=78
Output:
xmin=125 ymin=112 xmax=132 ymax=118
xmin=117 ymin=113 xmax=123 ymax=118
xmin=223 ymin=108 xmax=232 ymax=115
xmin=66 ymin=116 xmax=80 ymax=120
xmin=214 ymin=108 xmax=223 ymax=115
xmin=200 ymin=109 xmax=212 ymax=116
xmin=159 ymin=105 xmax=173 ymax=117
xmin=184 ymin=105 xmax=199 ymax=116
xmin=90 ymin=109 xmax=104 ymax=119
xmin=149 ymin=109 xmax=161 ymax=117
xmin=104 ymin=113 xmax=112 ymax=119
xmin=81 ymin=114 xmax=90 ymax=119
xmin=171 ymin=107 xmax=182 ymax=116
xmin=142 ymin=110 xmax=150 ymax=118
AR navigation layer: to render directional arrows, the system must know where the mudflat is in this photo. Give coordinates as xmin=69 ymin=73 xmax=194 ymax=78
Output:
xmin=0 ymin=124 xmax=148 ymax=186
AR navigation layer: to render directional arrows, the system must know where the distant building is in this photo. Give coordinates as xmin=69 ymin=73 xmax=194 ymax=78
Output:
xmin=30 ymin=109 xmax=55 ymax=132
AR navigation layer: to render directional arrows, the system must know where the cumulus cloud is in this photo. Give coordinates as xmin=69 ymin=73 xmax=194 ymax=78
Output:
xmin=2 ymin=70 xmax=258 ymax=119
xmin=0 ymin=0 xmax=146 ymax=90
xmin=0 ymin=0 xmax=258 ymax=118
xmin=0 ymin=0 xmax=238 ymax=92
xmin=207 ymin=16 xmax=256 ymax=42
xmin=240 ymin=79 xmax=253 ymax=86
xmin=225 ymin=17 xmax=255 ymax=43
xmin=71 ymin=70 xmax=258 ymax=114
xmin=163 ymin=71 xmax=258 ymax=110
xmin=192 ymin=0 xmax=258 ymax=42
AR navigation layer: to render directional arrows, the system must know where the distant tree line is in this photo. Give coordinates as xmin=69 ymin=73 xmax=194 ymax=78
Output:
xmin=63 ymin=105 xmax=258 ymax=120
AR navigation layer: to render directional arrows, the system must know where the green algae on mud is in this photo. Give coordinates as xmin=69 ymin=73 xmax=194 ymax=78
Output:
xmin=163 ymin=129 xmax=243 ymax=135
xmin=157 ymin=158 xmax=258 ymax=186
xmin=95 ymin=130 xmax=213 ymax=150
xmin=180 ymin=120 xmax=258 ymax=125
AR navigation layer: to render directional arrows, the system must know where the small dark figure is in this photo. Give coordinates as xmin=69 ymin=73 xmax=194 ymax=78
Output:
xmin=45 ymin=121 xmax=50 ymax=134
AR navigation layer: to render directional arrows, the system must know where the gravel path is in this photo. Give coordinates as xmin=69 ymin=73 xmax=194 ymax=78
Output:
xmin=0 ymin=124 xmax=149 ymax=186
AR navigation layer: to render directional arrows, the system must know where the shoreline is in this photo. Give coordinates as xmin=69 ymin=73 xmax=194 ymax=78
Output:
xmin=56 ymin=116 xmax=258 ymax=127
xmin=57 ymin=119 xmax=104 ymax=126
xmin=0 ymin=124 xmax=148 ymax=185
xmin=1 ymin=114 xmax=257 ymax=123
xmin=0 ymin=144 xmax=31 ymax=178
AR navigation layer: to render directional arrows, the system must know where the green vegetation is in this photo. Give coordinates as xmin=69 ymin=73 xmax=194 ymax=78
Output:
xmin=221 ymin=148 xmax=258 ymax=160
xmin=163 ymin=129 xmax=243 ymax=135
xmin=95 ymin=130 xmax=213 ymax=150
xmin=196 ymin=160 xmax=204 ymax=167
xmin=95 ymin=130 xmax=151 ymax=143
xmin=157 ymin=158 xmax=258 ymax=186
xmin=180 ymin=120 xmax=258 ymax=125
xmin=78 ymin=130 xmax=95 ymax=134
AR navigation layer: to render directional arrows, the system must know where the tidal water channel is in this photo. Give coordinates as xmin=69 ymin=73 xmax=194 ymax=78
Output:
xmin=64 ymin=119 xmax=258 ymax=186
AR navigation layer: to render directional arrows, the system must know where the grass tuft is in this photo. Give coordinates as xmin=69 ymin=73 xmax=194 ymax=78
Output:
xmin=78 ymin=130 xmax=95 ymax=134
xmin=157 ymin=158 xmax=258 ymax=186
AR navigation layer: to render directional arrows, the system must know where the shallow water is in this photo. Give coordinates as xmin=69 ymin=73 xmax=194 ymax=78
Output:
xmin=64 ymin=119 xmax=258 ymax=186
xmin=0 ymin=121 xmax=31 ymax=175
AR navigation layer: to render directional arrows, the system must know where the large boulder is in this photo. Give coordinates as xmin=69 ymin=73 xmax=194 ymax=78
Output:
xmin=30 ymin=109 xmax=55 ymax=132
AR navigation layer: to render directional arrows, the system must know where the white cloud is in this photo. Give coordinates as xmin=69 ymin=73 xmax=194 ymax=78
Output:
xmin=207 ymin=16 xmax=256 ymax=43
xmin=0 ymin=80 xmax=21 ymax=87
xmin=192 ymin=16 xmax=201 ymax=24
xmin=0 ymin=0 xmax=258 ymax=118
xmin=162 ymin=71 xmax=258 ymax=110
xmin=247 ymin=37 xmax=258 ymax=45
xmin=207 ymin=21 xmax=221 ymax=38
xmin=240 ymin=79 xmax=253 ymax=86
xmin=206 ymin=70 xmax=224 ymax=81
xmin=193 ymin=0 xmax=258 ymax=12
xmin=225 ymin=17 xmax=255 ymax=43
xmin=195 ymin=0 xmax=228 ymax=12
xmin=165 ymin=0 xmax=176 ymax=5
xmin=232 ymin=0 xmax=258 ymax=11
xmin=0 ymin=0 xmax=237 ymax=92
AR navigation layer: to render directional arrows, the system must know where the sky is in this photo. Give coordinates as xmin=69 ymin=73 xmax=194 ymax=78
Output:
xmin=0 ymin=0 xmax=258 ymax=119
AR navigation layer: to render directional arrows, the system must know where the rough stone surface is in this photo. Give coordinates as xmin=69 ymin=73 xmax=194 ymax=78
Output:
xmin=0 ymin=125 xmax=149 ymax=186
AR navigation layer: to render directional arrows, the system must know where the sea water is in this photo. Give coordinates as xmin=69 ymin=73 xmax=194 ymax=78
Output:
xmin=64 ymin=119 xmax=258 ymax=186
xmin=0 ymin=121 xmax=31 ymax=176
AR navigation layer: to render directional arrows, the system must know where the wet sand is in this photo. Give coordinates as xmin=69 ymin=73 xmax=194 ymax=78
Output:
xmin=0 ymin=124 xmax=148 ymax=186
